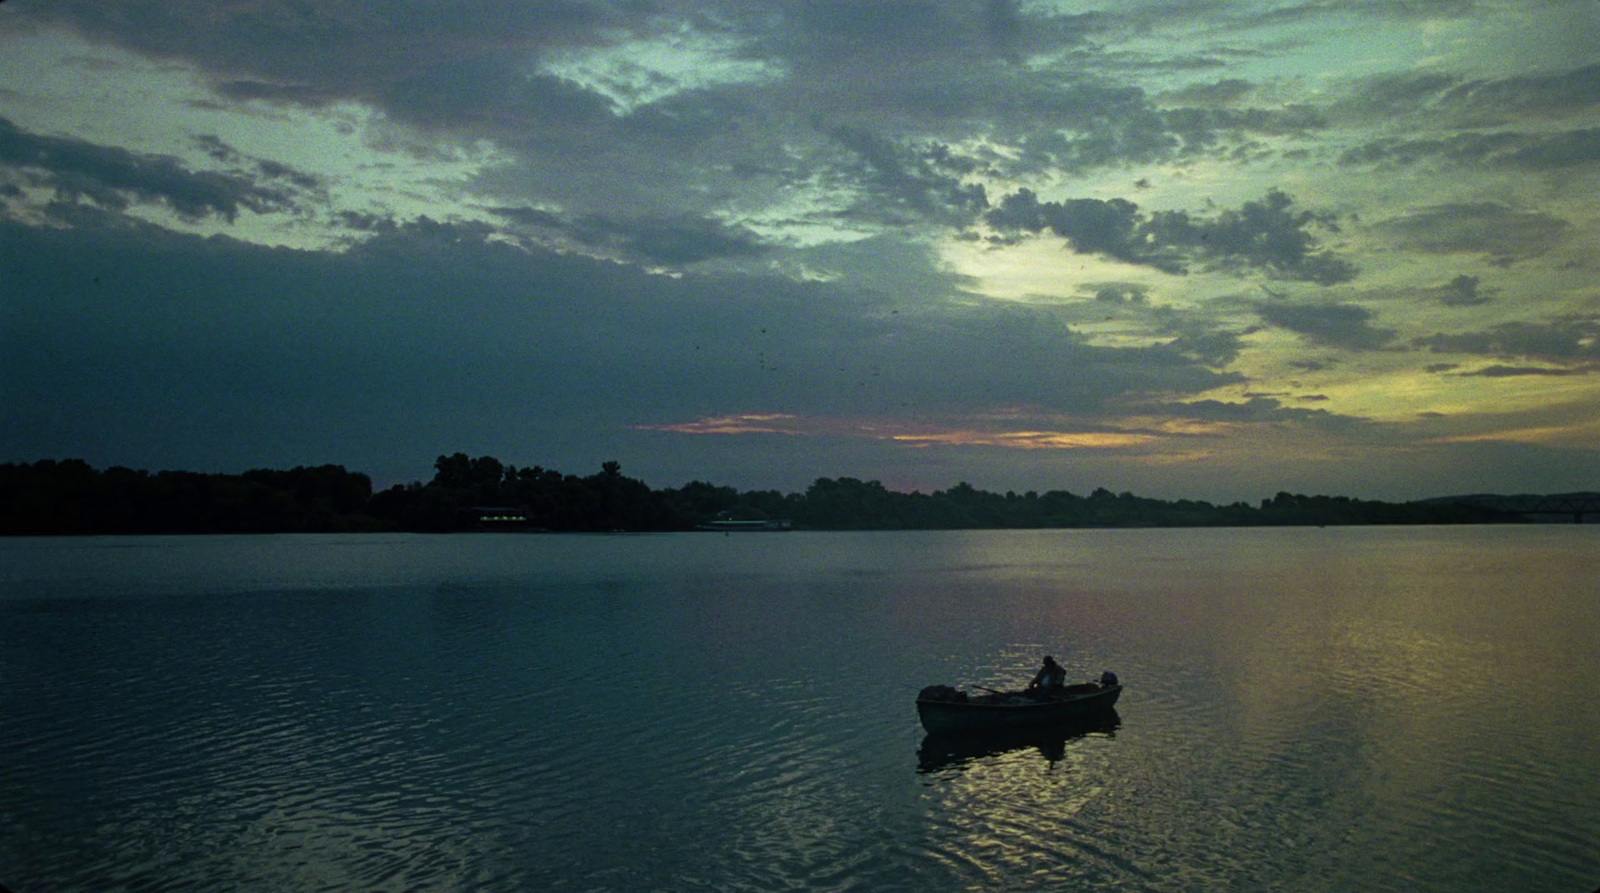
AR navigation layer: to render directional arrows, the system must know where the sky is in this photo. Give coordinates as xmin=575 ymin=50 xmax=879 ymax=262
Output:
xmin=2 ymin=0 xmax=1598 ymax=502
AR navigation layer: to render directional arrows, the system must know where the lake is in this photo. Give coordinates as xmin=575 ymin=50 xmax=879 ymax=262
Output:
xmin=2 ymin=527 xmax=1597 ymax=891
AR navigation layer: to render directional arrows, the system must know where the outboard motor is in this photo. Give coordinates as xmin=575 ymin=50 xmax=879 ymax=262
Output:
xmin=1099 ymin=671 xmax=1119 ymax=687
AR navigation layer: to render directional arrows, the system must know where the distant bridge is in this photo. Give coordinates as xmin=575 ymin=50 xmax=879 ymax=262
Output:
xmin=1522 ymin=495 xmax=1600 ymax=524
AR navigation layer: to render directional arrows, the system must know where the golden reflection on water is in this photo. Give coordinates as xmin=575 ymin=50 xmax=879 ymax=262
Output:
xmin=917 ymin=717 xmax=1120 ymax=885
xmin=6 ymin=529 xmax=1597 ymax=891
xmin=909 ymin=527 xmax=1600 ymax=888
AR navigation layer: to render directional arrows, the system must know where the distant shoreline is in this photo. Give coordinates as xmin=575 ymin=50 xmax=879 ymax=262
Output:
xmin=4 ymin=456 xmax=1591 ymax=536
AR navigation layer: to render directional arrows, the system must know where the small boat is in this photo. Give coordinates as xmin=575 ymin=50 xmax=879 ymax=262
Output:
xmin=916 ymin=672 xmax=1122 ymax=734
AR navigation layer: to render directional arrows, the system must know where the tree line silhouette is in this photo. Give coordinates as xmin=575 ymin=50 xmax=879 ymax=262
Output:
xmin=0 ymin=454 xmax=1518 ymax=536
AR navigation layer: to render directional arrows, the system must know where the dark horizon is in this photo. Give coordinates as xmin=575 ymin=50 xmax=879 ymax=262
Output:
xmin=8 ymin=454 xmax=1582 ymax=537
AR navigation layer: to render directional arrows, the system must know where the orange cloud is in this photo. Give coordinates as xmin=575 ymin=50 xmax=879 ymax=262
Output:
xmin=637 ymin=413 xmax=802 ymax=435
xmin=889 ymin=430 xmax=1158 ymax=449
xmin=638 ymin=412 xmax=1164 ymax=451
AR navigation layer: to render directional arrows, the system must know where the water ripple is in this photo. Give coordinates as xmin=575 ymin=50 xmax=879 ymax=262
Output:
xmin=5 ymin=530 xmax=1600 ymax=892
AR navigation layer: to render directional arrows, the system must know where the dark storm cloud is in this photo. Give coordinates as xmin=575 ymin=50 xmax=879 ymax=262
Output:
xmin=1151 ymin=395 xmax=1347 ymax=427
xmin=1412 ymin=316 xmax=1600 ymax=366
xmin=986 ymin=188 xmax=1356 ymax=284
xmin=788 ymin=0 xmax=1007 ymax=60
xmin=1007 ymin=90 xmax=1178 ymax=173
xmin=911 ymin=308 xmax=1247 ymax=412
xmin=1160 ymin=105 xmax=1328 ymax=151
xmin=1053 ymin=281 xmax=1246 ymax=368
xmin=1330 ymin=71 xmax=1462 ymax=120
xmin=824 ymin=124 xmax=989 ymax=224
xmin=710 ymin=5 xmax=1262 ymax=178
xmin=1333 ymin=62 xmax=1600 ymax=129
xmin=1244 ymin=0 xmax=1475 ymax=25
xmin=383 ymin=58 xmax=616 ymax=129
xmin=1257 ymin=302 xmax=1396 ymax=351
xmin=618 ymin=88 xmax=755 ymax=144
xmin=0 ymin=212 xmax=817 ymax=473
xmin=986 ymin=189 xmax=1180 ymax=272
xmin=12 ymin=1 xmax=1097 ymax=149
xmin=773 ymin=0 xmax=1094 ymax=69
xmin=569 ymin=213 xmax=769 ymax=265
xmin=487 ymin=205 xmax=566 ymax=228
xmin=1143 ymin=191 xmax=1356 ymax=284
xmin=1442 ymin=63 xmax=1600 ymax=121
xmin=192 ymin=134 xmax=238 ymax=163
xmin=17 ymin=1 xmax=626 ymax=113
xmin=0 ymin=116 xmax=317 ymax=221
xmin=1456 ymin=365 xmax=1589 ymax=378
xmin=192 ymin=135 xmax=324 ymax=190
xmin=1340 ymin=128 xmax=1600 ymax=171
xmin=486 ymin=204 xmax=772 ymax=265
xmin=1090 ymin=283 xmax=1151 ymax=305
xmin=13 ymin=0 xmax=1349 ymax=217
xmin=1377 ymin=203 xmax=1569 ymax=262
xmin=1153 ymin=315 xmax=1248 ymax=368
xmin=214 ymin=80 xmax=333 ymax=107
xmin=1426 ymin=274 xmax=1494 ymax=308
xmin=1 ymin=208 xmax=1245 ymax=476
xmin=1493 ymin=129 xmax=1600 ymax=170
xmin=1162 ymin=78 xmax=1256 ymax=106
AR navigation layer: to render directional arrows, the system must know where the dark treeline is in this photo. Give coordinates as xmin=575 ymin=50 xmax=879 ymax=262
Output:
xmin=0 ymin=454 xmax=1518 ymax=536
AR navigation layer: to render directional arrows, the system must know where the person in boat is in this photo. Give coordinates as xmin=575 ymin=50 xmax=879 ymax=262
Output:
xmin=1027 ymin=655 xmax=1067 ymax=695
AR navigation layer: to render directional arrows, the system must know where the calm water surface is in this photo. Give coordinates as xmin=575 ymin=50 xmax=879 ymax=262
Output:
xmin=2 ymin=527 xmax=1597 ymax=891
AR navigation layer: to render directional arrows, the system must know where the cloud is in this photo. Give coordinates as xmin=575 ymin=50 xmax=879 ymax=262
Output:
xmin=569 ymin=213 xmax=769 ymax=265
xmin=780 ymin=0 xmax=1040 ymax=65
xmin=0 ymin=209 xmax=1252 ymax=480
xmin=1161 ymin=78 xmax=1256 ymax=106
xmin=5 ymin=0 xmax=1597 ymax=501
xmin=1161 ymin=327 xmax=1248 ymax=368
xmin=1412 ymin=316 xmax=1600 ymax=366
xmin=1340 ymin=128 xmax=1600 ymax=171
xmin=1161 ymin=105 xmax=1328 ymax=151
xmin=215 ymin=80 xmax=333 ymax=107
xmin=1376 ymin=203 xmax=1569 ymax=262
xmin=1330 ymin=71 xmax=1462 ymax=121
xmin=1257 ymin=301 xmax=1396 ymax=350
xmin=0 ymin=116 xmax=318 ymax=222
xmin=1442 ymin=62 xmax=1600 ymax=122
xmin=19 ymin=1 xmax=628 ymax=119
xmin=986 ymin=188 xmax=1182 ymax=272
xmin=1425 ymin=274 xmax=1494 ymax=308
xmin=1333 ymin=64 xmax=1600 ymax=176
xmin=823 ymin=124 xmax=990 ymax=225
xmin=987 ymin=188 xmax=1356 ymax=283
xmin=637 ymin=411 xmax=1166 ymax=452
xmin=0 ymin=1 xmax=1359 ymax=244
xmin=1456 ymin=365 xmax=1589 ymax=378
xmin=1089 ymin=282 xmax=1151 ymax=305
xmin=383 ymin=58 xmax=616 ymax=129
xmin=487 ymin=205 xmax=566 ymax=229
xmin=485 ymin=205 xmax=772 ymax=266
xmin=1157 ymin=396 xmax=1349 ymax=427
xmin=1143 ymin=190 xmax=1357 ymax=284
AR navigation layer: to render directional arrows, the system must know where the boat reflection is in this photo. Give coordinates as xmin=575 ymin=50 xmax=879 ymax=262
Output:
xmin=917 ymin=709 xmax=1120 ymax=773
